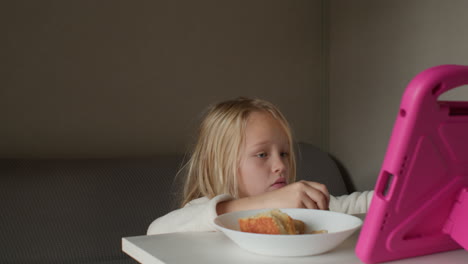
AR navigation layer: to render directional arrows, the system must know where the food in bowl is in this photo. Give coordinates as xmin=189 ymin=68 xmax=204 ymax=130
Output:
xmin=238 ymin=209 xmax=327 ymax=235
xmin=214 ymin=208 xmax=363 ymax=256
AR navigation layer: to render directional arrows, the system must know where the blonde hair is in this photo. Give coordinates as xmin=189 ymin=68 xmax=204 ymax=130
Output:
xmin=180 ymin=97 xmax=296 ymax=206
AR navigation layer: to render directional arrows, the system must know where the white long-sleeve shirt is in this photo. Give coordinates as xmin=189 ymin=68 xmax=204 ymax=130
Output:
xmin=147 ymin=191 xmax=373 ymax=235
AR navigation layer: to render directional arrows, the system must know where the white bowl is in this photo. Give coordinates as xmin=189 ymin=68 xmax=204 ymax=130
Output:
xmin=214 ymin=208 xmax=362 ymax=257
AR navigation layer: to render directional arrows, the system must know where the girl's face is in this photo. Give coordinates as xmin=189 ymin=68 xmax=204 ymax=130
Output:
xmin=237 ymin=111 xmax=290 ymax=198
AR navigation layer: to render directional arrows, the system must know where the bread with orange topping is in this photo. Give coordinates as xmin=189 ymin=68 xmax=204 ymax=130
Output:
xmin=238 ymin=209 xmax=305 ymax=235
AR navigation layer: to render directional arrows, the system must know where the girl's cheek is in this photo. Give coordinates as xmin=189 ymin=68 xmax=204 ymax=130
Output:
xmin=249 ymin=158 xmax=264 ymax=167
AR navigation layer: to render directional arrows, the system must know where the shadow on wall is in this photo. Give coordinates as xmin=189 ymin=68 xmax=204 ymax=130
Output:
xmin=329 ymin=155 xmax=357 ymax=193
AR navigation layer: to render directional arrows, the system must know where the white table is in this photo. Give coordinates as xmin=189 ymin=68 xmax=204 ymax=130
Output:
xmin=122 ymin=228 xmax=468 ymax=264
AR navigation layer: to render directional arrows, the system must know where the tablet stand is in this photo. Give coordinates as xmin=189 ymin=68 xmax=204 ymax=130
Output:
xmin=356 ymin=65 xmax=468 ymax=264
xmin=444 ymin=187 xmax=468 ymax=251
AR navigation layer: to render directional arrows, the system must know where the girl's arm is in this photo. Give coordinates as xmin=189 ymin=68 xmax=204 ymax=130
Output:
xmin=329 ymin=190 xmax=374 ymax=214
xmin=217 ymin=181 xmax=330 ymax=215
xmin=147 ymin=194 xmax=233 ymax=235
xmin=147 ymin=183 xmax=369 ymax=235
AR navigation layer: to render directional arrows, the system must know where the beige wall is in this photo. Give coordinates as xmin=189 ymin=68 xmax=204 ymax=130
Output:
xmin=1 ymin=0 xmax=327 ymax=158
xmin=329 ymin=0 xmax=468 ymax=190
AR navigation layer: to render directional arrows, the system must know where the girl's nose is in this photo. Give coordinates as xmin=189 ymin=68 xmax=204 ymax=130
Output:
xmin=272 ymin=155 xmax=286 ymax=174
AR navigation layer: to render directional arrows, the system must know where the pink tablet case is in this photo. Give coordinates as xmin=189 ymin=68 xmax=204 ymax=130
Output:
xmin=356 ymin=65 xmax=468 ymax=263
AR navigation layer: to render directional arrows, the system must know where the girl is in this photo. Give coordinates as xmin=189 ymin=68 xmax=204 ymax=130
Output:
xmin=147 ymin=97 xmax=373 ymax=235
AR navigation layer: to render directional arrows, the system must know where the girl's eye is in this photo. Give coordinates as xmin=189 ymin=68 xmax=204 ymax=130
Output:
xmin=257 ymin=152 xmax=267 ymax=158
xmin=280 ymin=152 xmax=289 ymax=157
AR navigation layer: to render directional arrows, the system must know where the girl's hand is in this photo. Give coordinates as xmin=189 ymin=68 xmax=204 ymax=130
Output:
xmin=217 ymin=181 xmax=330 ymax=215
xmin=259 ymin=180 xmax=330 ymax=210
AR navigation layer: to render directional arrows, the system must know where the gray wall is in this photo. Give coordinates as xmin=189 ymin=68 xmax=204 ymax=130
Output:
xmin=329 ymin=0 xmax=468 ymax=190
xmin=3 ymin=0 xmax=468 ymax=190
xmin=2 ymin=0 xmax=328 ymax=158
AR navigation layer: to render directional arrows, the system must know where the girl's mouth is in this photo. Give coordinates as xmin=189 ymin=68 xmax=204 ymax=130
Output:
xmin=271 ymin=178 xmax=287 ymax=189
